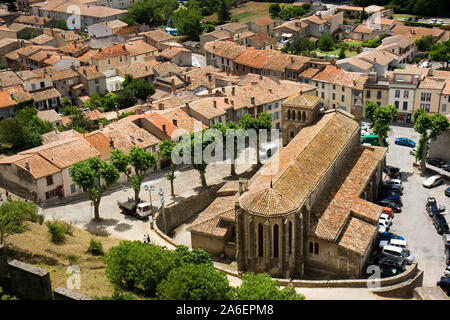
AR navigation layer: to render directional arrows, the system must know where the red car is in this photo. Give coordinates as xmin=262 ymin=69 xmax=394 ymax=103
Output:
xmin=382 ymin=207 xmax=394 ymax=218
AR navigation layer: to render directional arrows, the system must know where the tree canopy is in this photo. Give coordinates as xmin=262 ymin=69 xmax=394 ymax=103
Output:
xmin=217 ymin=0 xmax=231 ymax=24
xmin=364 ymin=102 xmax=398 ymax=147
xmin=173 ymin=7 xmax=203 ymax=41
xmin=317 ymin=34 xmax=335 ymax=52
xmin=110 ymin=146 xmax=157 ymax=202
xmin=235 ymin=273 xmax=304 ymax=300
xmin=413 ymin=109 xmax=449 ymax=173
xmin=430 ymin=40 xmax=450 ymax=69
xmin=158 ymin=140 xmax=178 ymax=196
xmin=156 ymin=263 xmax=233 ymax=300
xmin=70 ymin=157 xmax=119 ymax=220
xmin=128 ymin=0 xmax=179 ymax=26
xmin=0 ymin=106 xmax=53 ymax=152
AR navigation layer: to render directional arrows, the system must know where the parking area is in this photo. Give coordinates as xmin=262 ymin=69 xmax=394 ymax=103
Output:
xmin=376 ymin=123 xmax=450 ymax=286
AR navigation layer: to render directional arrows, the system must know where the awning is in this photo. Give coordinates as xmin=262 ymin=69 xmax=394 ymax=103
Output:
xmin=281 ymin=33 xmax=293 ymax=38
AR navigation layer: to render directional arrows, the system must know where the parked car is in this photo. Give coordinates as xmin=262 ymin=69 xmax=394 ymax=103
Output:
xmin=409 ymin=147 xmax=416 ymax=156
xmin=426 ymin=158 xmax=445 ymax=168
xmin=437 ymin=276 xmax=450 ymax=294
xmin=383 ymin=179 xmax=402 ymax=186
xmin=395 ymin=137 xmax=416 ymax=147
xmin=432 ymin=214 xmax=450 ymax=235
xmin=379 ymin=232 xmax=405 ymax=242
xmin=378 ymin=221 xmax=390 ymax=233
xmin=446 ymin=248 xmax=450 ymax=265
xmin=380 ymin=213 xmax=393 ymax=224
xmin=443 ymin=234 xmax=450 ymax=248
xmin=441 ymin=164 xmax=450 ymax=172
xmin=426 ymin=197 xmax=440 ymax=217
xmin=446 ymin=187 xmax=450 ymax=197
xmin=379 ymin=188 xmax=402 ymax=199
xmin=381 ymin=184 xmax=403 ymax=195
xmin=366 ymin=264 xmax=404 ymax=278
xmin=379 ymin=238 xmax=407 ymax=249
xmin=378 ymin=257 xmax=406 ymax=271
xmin=445 ymin=266 xmax=450 ymax=277
xmin=383 ymin=165 xmax=400 ymax=175
xmin=382 ymin=207 xmax=394 ymax=218
xmin=384 ymin=194 xmax=402 ymax=205
xmin=423 ymin=175 xmax=443 ymax=188
xmin=382 ymin=245 xmax=415 ymax=264
xmin=377 ymin=199 xmax=402 ymax=213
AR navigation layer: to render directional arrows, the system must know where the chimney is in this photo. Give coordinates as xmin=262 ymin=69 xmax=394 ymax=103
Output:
xmin=158 ymin=103 xmax=164 ymax=110
xmin=130 ymin=135 xmax=135 ymax=144
xmin=187 ymin=75 xmax=191 ymax=83
xmin=95 ymin=65 xmax=99 ymax=71
xmin=291 ymin=57 xmax=294 ymax=63
xmin=269 ymin=88 xmax=272 ymax=93
xmin=171 ymin=78 xmax=176 ymax=94
xmin=109 ymin=138 xmax=115 ymax=149
xmin=374 ymin=57 xmax=377 ymax=63
xmin=231 ymin=100 xmax=234 ymax=106
xmin=173 ymin=119 xmax=177 ymax=126
xmin=122 ymin=44 xmax=126 ymax=50
xmin=208 ymin=74 xmax=212 ymax=82
xmin=25 ymin=161 xmax=31 ymax=171
xmin=259 ymin=74 xmax=263 ymax=80
xmin=99 ymin=123 xmax=104 ymax=131
xmin=221 ymin=87 xmax=225 ymax=92
xmin=213 ymin=101 xmax=217 ymax=108
xmin=224 ymin=97 xmax=229 ymax=104
xmin=251 ymin=97 xmax=255 ymax=105
xmin=330 ymin=58 xmax=336 ymax=66
xmin=232 ymin=87 xmax=235 ymax=96
xmin=162 ymin=124 xmax=166 ymax=132
xmin=136 ymin=108 xmax=143 ymax=115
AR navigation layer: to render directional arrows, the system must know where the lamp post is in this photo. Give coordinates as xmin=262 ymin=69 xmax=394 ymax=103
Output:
xmin=159 ymin=187 xmax=167 ymax=234
xmin=144 ymin=184 xmax=155 ymax=229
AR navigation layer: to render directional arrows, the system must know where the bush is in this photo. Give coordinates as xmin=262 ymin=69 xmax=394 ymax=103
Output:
xmin=68 ymin=254 xmax=79 ymax=264
xmin=37 ymin=214 xmax=44 ymax=225
xmin=174 ymin=245 xmax=213 ymax=266
xmin=87 ymin=239 xmax=104 ymax=256
xmin=45 ymin=220 xmax=66 ymax=243
xmin=0 ymin=287 xmax=11 ymax=300
xmin=235 ymin=273 xmax=305 ymax=300
xmin=104 ymin=241 xmax=178 ymax=295
xmin=317 ymin=34 xmax=334 ymax=51
xmin=156 ymin=263 xmax=232 ymax=300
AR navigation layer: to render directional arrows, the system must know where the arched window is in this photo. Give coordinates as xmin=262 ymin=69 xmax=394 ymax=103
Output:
xmin=298 ymin=111 xmax=301 ymax=121
xmin=314 ymin=242 xmax=319 ymax=255
xmin=258 ymin=223 xmax=263 ymax=257
xmin=290 ymin=131 xmax=295 ymax=139
xmin=309 ymin=242 xmax=313 ymax=254
xmin=288 ymin=221 xmax=292 ymax=255
xmin=287 ymin=110 xmax=291 ymax=120
xmin=292 ymin=110 xmax=296 ymax=120
xmin=302 ymin=112 xmax=306 ymax=122
xmin=273 ymin=224 xmax=279 ymax=258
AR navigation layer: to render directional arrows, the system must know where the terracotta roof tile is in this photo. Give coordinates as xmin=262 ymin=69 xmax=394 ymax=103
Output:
xmin=204 ymin=40 xmax=246 ymax=60
xmin=92 ymin=44 xmax=128 ymax=60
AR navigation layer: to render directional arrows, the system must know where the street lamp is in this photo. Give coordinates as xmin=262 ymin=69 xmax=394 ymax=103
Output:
xmin=144 ymin=184 xmax=155 ymax=229
xmin=159 ymin=187 xmax=167 ymax=234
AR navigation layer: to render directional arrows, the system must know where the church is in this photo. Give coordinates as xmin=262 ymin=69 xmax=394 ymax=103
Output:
xmin=189 ymin=92 xmax=387 ymax=279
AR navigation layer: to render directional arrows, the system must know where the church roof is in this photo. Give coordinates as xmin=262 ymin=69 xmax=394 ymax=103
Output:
xmin=240 ymin=186 xmax=297 ymax=216
xmin=281 ymin=93 xmax=321 ymax=109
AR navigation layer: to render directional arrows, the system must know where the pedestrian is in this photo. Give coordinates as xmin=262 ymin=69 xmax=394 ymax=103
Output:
xmin=143 ymin=234 xmax=147 ymax=243
xmin=147 ymin=235 xmax=151 ymax=243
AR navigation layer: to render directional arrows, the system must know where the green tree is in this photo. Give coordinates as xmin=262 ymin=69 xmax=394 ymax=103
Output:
xmin=55 ymin=19 xmax=68 ymax=30
xmin=158 ymin=140 xmax=178 ymax=196
xmin=413 ymin=109 xmax=449 ymax=173
xmin=269 ymin=3 xmax=281 ymax=16
xmin=338 ymin=44 xmax=346 ymax=59
xmin=293 ymin=37 xmax=316 ymax=55
xmin=70 ymin=157 xmax=119 ymax=221
xmin=156 ymin=263 xmax=232 ymax=300
xmin=364 ymin=102 xmax=398 ymax=147
xmin=416 ymin=35 xmax=434 ymax=53
xmin=62 ymin=104 xmax=80 ymax=116
xmin=0 ymin=200 xmax=39 ymax=244
xmin=173 ymin=7 xmax=203 ymax=41
xmin=66 ymin=112 xmax=94 ymax=133
xmin=217 ymin=0 xmax=231 ymax=24
xmin=235 ymin=273 xmax=305 ymax=300
xmin=317 ymin=34 xmax=334 ymax=52
xmin=174 ymin=245 xmax=213 ymax=266
xmin=122 ymin=75 xmax=155 ymax=101
xmin=116 ymin=87 xmax=138 ymax=109
xmin=240 ymin=112 xmax=272 ymax=165
xmin=110 ymin=146 xmax=157 ymax=202
xmin=430 ymin=40 xmax=450 ymax=69
xmin=102 ymin=92 xmax=119 ymax=112
xmin=104 ymin=241 xmax=178 ymax=295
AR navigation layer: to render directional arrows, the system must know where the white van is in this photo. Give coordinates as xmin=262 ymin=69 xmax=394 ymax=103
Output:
xmin=379 ymin=238 xmax=407 ymax=249
xmin=382 ymin=245 xmax=415 ymax=264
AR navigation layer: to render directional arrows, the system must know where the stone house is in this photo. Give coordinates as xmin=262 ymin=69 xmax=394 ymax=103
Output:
xmin=246 ymin=17 xmax=276 ymax=37
xmin=91 ymin=43 xmax=130 ymax=73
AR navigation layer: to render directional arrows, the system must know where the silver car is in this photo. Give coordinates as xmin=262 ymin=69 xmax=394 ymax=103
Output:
xmin=382 ymin=245 xmax=415 ymax=264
